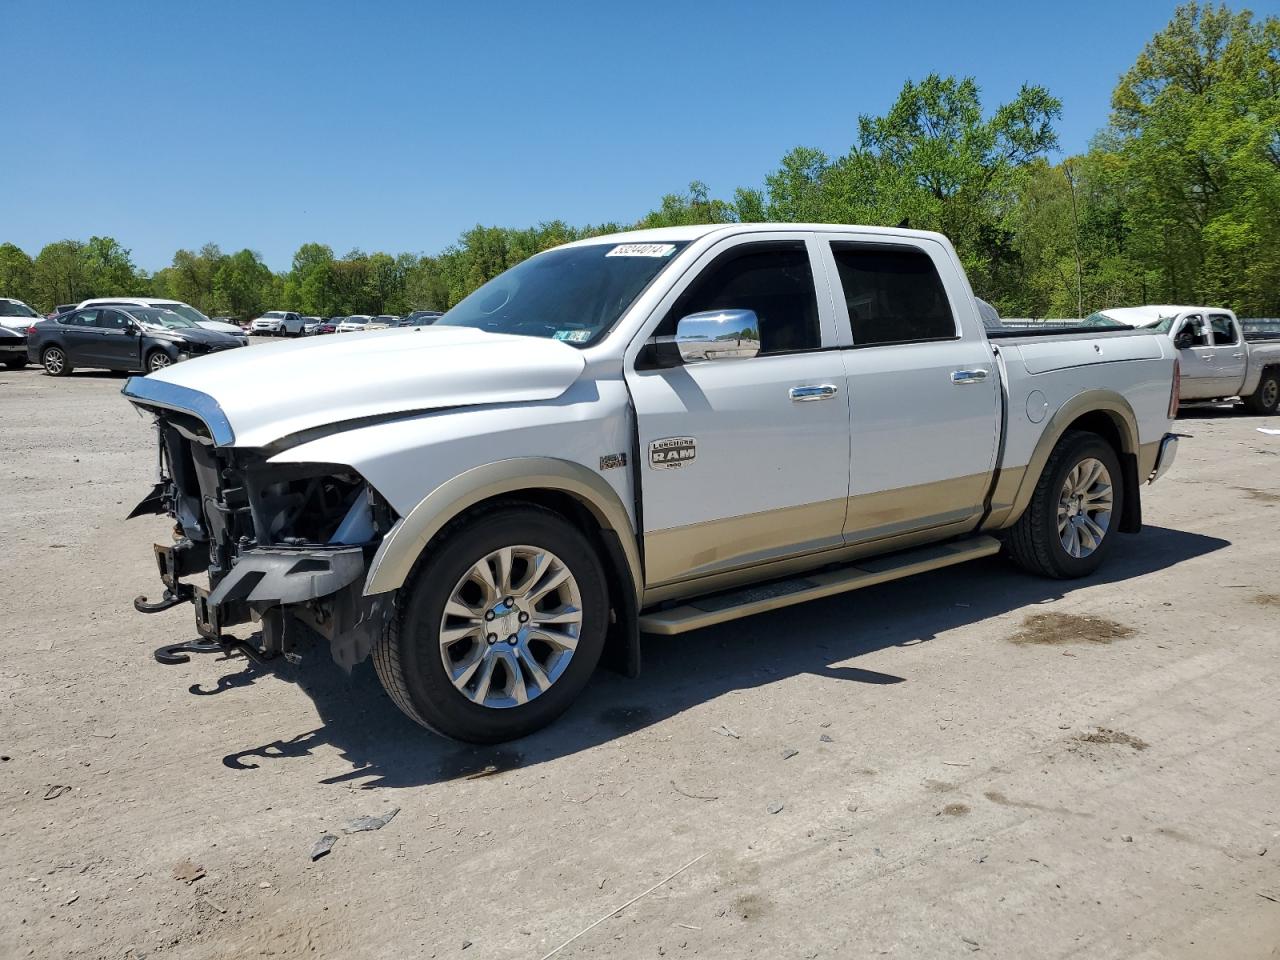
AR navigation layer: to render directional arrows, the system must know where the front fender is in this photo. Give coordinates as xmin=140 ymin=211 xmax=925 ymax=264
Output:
xmin=363 ymin=457 xmax=643 ymax=602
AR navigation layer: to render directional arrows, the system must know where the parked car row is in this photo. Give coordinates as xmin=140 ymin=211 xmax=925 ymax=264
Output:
xmin=247 ymin=310 xmax=443 ymax=336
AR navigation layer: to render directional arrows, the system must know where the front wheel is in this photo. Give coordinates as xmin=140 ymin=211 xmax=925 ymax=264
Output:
xmin=146 ymin=350 xmax=173 ymax=373
xmin=1243 ymin=369 xmax=1280 ymax=415
xmin=373 ymin=505 xmax=609 ymax=742
xmin=1004 ymin=430 xmax=1124 ymax=579
xmin=42 ymin=346 xmax=71 ymax=377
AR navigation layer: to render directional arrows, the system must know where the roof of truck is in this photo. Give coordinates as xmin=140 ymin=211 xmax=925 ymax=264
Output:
xmin=559 ymin=222 xmax=951 ymax=249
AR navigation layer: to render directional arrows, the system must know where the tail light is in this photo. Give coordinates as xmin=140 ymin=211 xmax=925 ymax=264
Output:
xmin=26 ymin=324 xmax=37 ymax=335
xmin=1169 ymin=358 xmax=1180 ymax=418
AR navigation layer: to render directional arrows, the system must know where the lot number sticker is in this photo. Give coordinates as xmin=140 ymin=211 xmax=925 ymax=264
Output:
xmin=606 ymin=243 xmax=677 ymax=258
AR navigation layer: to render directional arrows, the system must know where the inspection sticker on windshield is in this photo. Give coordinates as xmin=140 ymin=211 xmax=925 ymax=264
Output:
xmin=553 ymin=329 xmax=592 ymax=342
xmin=606 ymin=243 xmax=677 ymax=258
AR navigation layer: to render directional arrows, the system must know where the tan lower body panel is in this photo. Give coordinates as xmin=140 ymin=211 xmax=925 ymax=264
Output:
xmin=844 ymin=473 xmax=988 ymax=544
xmin=644 ymin=498 xmax=847 ymax=589
xmin=638 ymin=535 xmax=1002 ymax=635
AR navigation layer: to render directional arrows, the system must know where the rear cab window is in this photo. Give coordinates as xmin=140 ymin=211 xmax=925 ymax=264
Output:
xmin=829 ymin=242 xmax=957 ymax=346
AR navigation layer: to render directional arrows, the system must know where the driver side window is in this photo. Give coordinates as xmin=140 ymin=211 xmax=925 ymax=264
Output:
xmin=659 ymin=241 xmax=820 ymax=356
xmin=96 ymin=309 xmax=132 ymax=331
xmin=1175 ymin=316 xmax=1209 ymax=348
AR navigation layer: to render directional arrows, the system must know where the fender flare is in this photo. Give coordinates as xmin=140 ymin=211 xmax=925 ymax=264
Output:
xmin=362 ymin=457 xmax=643 ymax=602
xmin=988 ymin=389 xmax=1141 ymax=530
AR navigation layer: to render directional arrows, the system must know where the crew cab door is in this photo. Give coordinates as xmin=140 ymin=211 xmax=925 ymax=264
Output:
xmin=1206 ymin=313 xmax=1248 ymax=396
xmin=625 ymin=233 xmax=850 ymax=589
xmin=1171 ymin=314 xmax=1216 ymax=399
xmin=817 ymin=235 xmax=1001 ymax=544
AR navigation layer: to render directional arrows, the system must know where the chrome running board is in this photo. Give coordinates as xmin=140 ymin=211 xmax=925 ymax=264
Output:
xmin=637 ymin=535 xmax=1002 ymax=635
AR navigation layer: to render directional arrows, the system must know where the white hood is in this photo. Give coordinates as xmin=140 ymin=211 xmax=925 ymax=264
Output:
xmin=134 ymin=326 xmax=587 ymax=449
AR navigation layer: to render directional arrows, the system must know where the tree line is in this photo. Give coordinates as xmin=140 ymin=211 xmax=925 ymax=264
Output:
xmin=2 ymin=3 xmax=1276 ymax=320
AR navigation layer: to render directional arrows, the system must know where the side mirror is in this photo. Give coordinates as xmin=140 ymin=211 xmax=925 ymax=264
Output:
xmin=672 ymin=309 xmax=761 ymax=363
xmin=126 ymin=323 xmax=141 ymax=336
xmin=1173 ymin=332 xmax=1194 ymax=350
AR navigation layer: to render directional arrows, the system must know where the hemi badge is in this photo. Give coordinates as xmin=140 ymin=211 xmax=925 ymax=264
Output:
xmin=599 ymin=453 xmax=628 ymax=471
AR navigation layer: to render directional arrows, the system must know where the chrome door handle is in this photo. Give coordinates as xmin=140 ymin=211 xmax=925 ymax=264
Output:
xmin=1232 ymin=353 xmax=1245 ymax=358
xmin=789 ymin=384 xmax=839 ymax=402
xmin=951 ymin=369 xmax=989 ymax=384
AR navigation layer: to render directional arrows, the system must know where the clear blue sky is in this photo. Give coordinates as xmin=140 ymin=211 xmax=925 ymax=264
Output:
xmin=3 ymin=0 xmax=1257 ymax=271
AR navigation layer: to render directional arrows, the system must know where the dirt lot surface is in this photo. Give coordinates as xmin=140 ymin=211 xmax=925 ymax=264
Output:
xmin=2 ymin=359 xmax=1279 ymax=960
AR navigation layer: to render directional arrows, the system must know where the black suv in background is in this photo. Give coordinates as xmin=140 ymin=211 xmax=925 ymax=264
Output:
xmin=27 ymin=305 xmax=243 ymax=376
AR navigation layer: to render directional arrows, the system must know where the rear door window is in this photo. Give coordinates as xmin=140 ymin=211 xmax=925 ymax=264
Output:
xmin=62 ymin=309 xmax=99 ymax=327
xmin=830 ymin=243 xmax=957 ymax=346
xmin=1208 ymin=314 xmax=1238 ymax=345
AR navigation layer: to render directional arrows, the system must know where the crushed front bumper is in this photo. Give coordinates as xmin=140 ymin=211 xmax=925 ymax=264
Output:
xmin=146 ymin=539 xmax=386 ymax=669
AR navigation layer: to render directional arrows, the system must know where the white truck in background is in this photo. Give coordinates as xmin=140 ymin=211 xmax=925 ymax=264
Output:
xmin=1089 ymin=305 xmax=1280 ymax=414
xmin=122 ymin=223 xmax=1181 ymax=743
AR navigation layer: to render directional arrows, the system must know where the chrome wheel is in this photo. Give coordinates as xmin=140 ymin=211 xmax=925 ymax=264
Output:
xmin=147 ymin=352 xmax=171 ymax=372
xmin=43 ymin=348 xmax=65 ymax=375
xmin=438 ymin=545 xmax=583 ymax=709
xmin=1057 ymin=457 xmax=1113 ymax=559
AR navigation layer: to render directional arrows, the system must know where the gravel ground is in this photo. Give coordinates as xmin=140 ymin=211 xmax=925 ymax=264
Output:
xmin=1 ymin=358 xmax=1278 ymax=960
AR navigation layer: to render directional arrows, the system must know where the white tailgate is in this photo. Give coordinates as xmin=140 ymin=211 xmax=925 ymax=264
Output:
xmin=1018 ymin=335 xmax=1163 ymax=374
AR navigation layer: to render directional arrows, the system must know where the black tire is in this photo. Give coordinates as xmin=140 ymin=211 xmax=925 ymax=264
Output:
xmin=1004 ymin=430 xmax=1124 ymax=579
xmin=373 ymin=504 xmax=609 ymax=742
xmin=1243 ymin=368 xmax=1280 ymax=415
xmin=146 ymin=350 xmax=173 ymax=373
xmin=41 ymin=346 xmax=71 ymax=377
xmin=4 ymin=357 xmax=26 ymax=370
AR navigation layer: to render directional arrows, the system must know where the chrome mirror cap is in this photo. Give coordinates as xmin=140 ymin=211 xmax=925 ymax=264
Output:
xmin=674 ymin=309 xmax=761 ymax=362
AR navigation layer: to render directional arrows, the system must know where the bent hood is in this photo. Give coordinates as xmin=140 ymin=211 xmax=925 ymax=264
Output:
xmin=122 ymin=326 xmax=587 ymax=449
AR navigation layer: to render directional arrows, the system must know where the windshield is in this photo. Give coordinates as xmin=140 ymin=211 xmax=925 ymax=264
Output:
xmin=0 ymin=300 xmax=39 ymax=318
xmin=133 ymin=308 xmax=196 ymax=329
xmin=263 ymin=311 xmax=286 ymax=319
xmin=437 ymin=241 xmax=689 ymax=345
xmin=160 ymin=303 xmax=212 ymax=325
xmin=1080 ymin=311 xmax=1127 ymax=328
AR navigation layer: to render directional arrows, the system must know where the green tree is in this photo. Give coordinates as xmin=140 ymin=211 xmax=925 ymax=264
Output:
xmin=0 ymin=243 xmax=37 ymax=305
xmin=211 ymin=249 xmax=274 ymax=319
xmin=1105 ymin=1 xmax=1280 ymax=313
xmin=32 ymin=240 xmax=90 ymax=310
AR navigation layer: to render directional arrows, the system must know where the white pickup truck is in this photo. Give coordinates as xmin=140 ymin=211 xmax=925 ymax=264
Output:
xmin=1088 ymin=305 xmax=1280 ymax=414
xmin=122 ymin=224 xmax=1180 ymax=742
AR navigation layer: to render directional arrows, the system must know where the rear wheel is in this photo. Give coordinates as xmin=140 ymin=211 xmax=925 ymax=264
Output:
xmin=1004 ymin=430 xmax=1124 ymax=579
xmin=41 ymin=346 xmax=71 ymax=377
xmin=1243 ymin=369 xmax=1280 ymax=415
xmin=373 ymin=505 xmax=608 ymax=742
xmin=146 ymin=350 xmax=172 ymax=373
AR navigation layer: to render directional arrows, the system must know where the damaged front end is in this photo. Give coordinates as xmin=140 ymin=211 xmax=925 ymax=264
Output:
xmin=123 ymin=378 xmax=397 ymax=670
